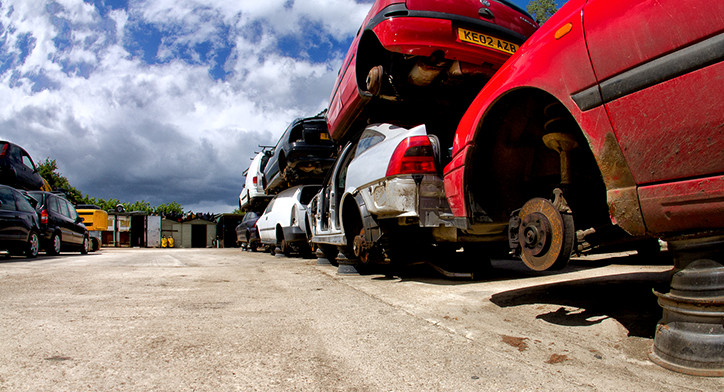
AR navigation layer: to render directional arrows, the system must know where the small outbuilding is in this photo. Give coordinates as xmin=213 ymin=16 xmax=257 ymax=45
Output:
xmin=161 ymin=218 xmax=217 ymax=248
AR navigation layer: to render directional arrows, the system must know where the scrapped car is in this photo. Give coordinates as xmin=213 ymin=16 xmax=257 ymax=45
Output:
xmin=262 ymin=115 xmax=337 ymax=195
xmin=308 ymin=123 xmax=455 ymax=266
xmin=256 ymin=185 xmax=320 ymax=256
xmin=0 ymin=185 xmax=40 ymax=257
xmin=235 ymin=211 xmax=262 ymax=251
xmin=239 ymin=151 xmax=273 ymax=211
xmin=443 ymin=0 xmax=724 ymax=271
xmin=0 ymin=141 xmax=47 ymax=191
xmin=26 ymin=191 xmax=89 ymax=255
xmin=326 ymin=0 xmax=538 ymax=143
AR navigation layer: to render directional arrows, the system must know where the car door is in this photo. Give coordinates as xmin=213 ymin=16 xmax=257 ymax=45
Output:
xmin=0 ymin=186 xmax=22 ymax=242
xmin=257 ymin=198 xmax=276 ymax=243
xmin=64 ymin=200 xmax=86 ymax=244
xmin=583 ymin=0 xmax=724 ymax=233
xmin=54 ymin=195 xmax=79 ymax=245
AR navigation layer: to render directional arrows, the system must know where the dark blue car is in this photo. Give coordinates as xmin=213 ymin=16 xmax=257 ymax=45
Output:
xmin=0 ymin=184 xmax=40 ymax=258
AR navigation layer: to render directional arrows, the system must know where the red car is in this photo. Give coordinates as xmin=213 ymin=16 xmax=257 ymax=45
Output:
xmin=326 ymin=0 xmax=538 ymax=143
xmin=444 ymin=0 xmax=724 ymax=271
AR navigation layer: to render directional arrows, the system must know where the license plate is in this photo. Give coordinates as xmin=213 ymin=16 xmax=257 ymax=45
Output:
xmin=319 ymin=132 xmax=331 ymax=141
xmin=458 ymin=28 xmax=519 ymax=55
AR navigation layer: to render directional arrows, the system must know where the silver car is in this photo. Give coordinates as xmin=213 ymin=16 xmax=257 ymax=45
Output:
xmin=307 ymin=123 xmax=454 ymax=268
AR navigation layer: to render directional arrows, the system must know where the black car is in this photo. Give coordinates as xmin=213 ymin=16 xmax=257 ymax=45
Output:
xmin=0 ymin=141 xmax=46 ymax=191
xmin=263 ymin=114 xmax=337 ymax=194
xmin=0 ymin=184 xmax=40 ymax=258
xmin=236 ymin=211 xmax=261 ymax=251
xmin=26 ymin=191 xmax=89 ymax=255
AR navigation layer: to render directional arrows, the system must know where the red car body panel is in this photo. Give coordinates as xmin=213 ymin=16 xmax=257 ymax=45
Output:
xmin=444 ymin=0 xmax=724 ymax=238
xmin=326 ymin=0 xmax=538 ymax=142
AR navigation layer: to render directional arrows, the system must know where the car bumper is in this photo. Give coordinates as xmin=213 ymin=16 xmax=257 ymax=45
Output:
xmin=356 ymin=174 xmax=454 ymax=228
xmin=372 ymin=16 xmax=514 ymax=68
xmin=282 ymin=226 xmax=308 ymax=244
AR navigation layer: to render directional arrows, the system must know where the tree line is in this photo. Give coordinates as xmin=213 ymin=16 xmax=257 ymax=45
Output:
xmin=37 ymin=158 xmax=186 ymax=216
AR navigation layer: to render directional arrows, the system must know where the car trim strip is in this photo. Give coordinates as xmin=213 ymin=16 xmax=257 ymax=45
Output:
xmin=573 ymin=31 xmax=724 ymax=111
xmin=365 ymin=4 xmax=530 ymax=44
xmin=571 ymin=85 xmax=602 ymax=111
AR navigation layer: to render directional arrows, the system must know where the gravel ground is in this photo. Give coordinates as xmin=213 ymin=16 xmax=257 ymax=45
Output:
xmin=0 ymin=247 xmax=721 ymax=391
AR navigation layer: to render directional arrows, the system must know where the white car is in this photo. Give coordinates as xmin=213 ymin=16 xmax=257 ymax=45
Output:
xmin=239 ymin=151 xmax=273 ymax=211
xmin=307 ymin=123 xmax=456 ymax=269
xmin=256 ymin=185 xmax=321 ymax=256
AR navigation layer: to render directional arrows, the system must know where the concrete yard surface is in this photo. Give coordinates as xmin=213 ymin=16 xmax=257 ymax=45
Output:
xmin=0 ymin=248 xmax=721 ymax=391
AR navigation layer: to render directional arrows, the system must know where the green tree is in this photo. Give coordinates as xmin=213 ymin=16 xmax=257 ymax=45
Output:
xmin=36 ymin=158 xmax=83 ymax=203
xmin=527 ymin=0 xmax=560 ymax=24
xmin=155 ymin=202 xmax=184 ymax=216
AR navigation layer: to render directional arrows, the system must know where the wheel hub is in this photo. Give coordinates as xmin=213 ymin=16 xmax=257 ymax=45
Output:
xmin=517 ymin=198 xmax=575 ymax=271
xmin=520 ymin=212 xmax=551 ymax=257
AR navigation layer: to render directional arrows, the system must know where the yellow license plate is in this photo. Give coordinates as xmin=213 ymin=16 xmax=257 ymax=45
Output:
xmin=319 ymin=132 xmax=331 ymax=140
xmin=458 ymin=28 xmax=519 ymax=55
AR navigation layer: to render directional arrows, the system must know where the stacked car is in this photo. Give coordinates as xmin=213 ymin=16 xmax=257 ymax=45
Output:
xmin=237 ymin=112 xmax=336 ymax=255
xmin=307 ymin=0 xmax=538 ymax=270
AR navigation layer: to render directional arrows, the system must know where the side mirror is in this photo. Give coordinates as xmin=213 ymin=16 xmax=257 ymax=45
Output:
xmin=76 ymin=217 xmax=85 ymax=223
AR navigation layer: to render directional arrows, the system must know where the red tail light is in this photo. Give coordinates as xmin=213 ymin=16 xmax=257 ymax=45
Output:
xmin=386 ymin=136 xmax=437 ymax=176
xmin=252 ymin=176 xmax=258 ymax=185
xmin=40 ymin=209 xmax=48 ymax=225
xmin=0 ymin=143 xmax=7 ymax=158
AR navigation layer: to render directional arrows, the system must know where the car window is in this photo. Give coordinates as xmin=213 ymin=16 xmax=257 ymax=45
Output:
xmin=58 ymin=197 xmax=70 ymax=217
xmin=9 ymin=145 xmax=22 ymax=164
xmin=0 ymin=188 xmax=16 ymax=211
xmin=47 ymin=195 xmax=59 ymax=213
xmin=288 ymin=124 xmax=304 ymax=143
xmin=21 ymin=153 xmax=35 ymax=170
xmin=356 ymin=129 xmax=385 ymax=156
xmin=66 ymin=201 xmax=78 ymax=220
xmin=299 ymin=186 xmax=321 ymax=205
xmin=14 ymin=191 xmax=36 ymax=213
xmin=244 ymin=212 xmax=258 ymax=222
xmin=264 ymin=199 xmax=275 ymax=214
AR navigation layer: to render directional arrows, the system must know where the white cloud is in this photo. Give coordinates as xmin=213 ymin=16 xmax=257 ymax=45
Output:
xmin=0 ymin=0 xmax=372 ymax=212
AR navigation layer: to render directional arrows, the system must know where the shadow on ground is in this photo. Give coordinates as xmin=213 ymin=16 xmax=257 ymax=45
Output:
xmin=490 ymin=271 xmax=671 ymax=338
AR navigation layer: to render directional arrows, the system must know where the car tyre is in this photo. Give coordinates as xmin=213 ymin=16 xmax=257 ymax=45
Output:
xmin=26 ymin=231 xmax=39 ymax=258
xmin=80 ymin=236 xmax=89 ymax=255
xmin=48 ymin=233 xmax=61 ymax=255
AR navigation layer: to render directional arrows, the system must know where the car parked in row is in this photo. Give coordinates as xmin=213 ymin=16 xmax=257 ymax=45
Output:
xmin=26 ymin=191 xmax=89 ymax=255
xmin=262 ymin=115 xmax=337 ymax=195
xmin=235 ymin=211 xmax=262 ymax=251
xmin=0 ymin=184 xmax=40 ymax=258
xmin=326 ymin=0 xmax=538 ymax=143
xmin=443 ymin=0 xmax=724 ymax=271
xmin=0 ymin=141 xmax=47 ymax=191
xmin=257 ymin=185 xmax=320 ymax=256
xmin=239 ymin=150 xmax=273 ymax=211
xmin=308 ymin=123 xmax=454 ymax=266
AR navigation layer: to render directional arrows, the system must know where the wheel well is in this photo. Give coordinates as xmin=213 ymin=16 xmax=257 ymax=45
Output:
xmin=341 ymin=195 xmax=362 ymax=245
xmin=276 ymin=225 xmax=284 ymax=242
xmin=356 ymin=31 xmax=388 ymax=92
xmin=469 ymin=88 xmax=610 ymax=230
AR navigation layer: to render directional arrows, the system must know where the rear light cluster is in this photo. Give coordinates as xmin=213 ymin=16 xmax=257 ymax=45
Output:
xmin=40 ymin=209 xmax=48 ymax=225
xmin=386 ymin=136 xmax=437 ymax=176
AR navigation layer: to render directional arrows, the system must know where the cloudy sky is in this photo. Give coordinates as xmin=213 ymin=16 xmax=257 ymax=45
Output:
xmin=0 ymin=0 xmax=531 ymax=213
